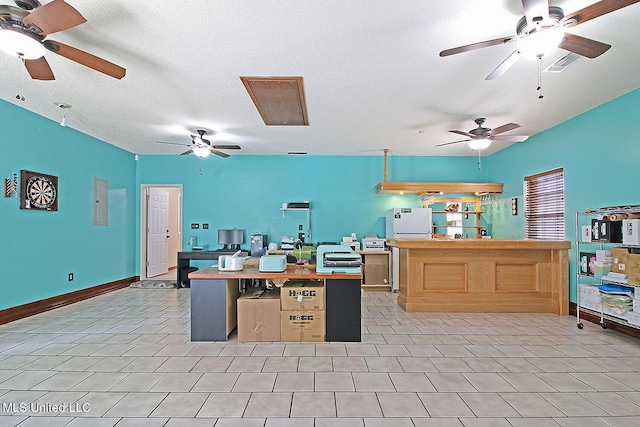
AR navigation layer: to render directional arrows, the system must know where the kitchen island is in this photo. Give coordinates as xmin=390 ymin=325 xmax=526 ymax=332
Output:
xmin=188 ymin=264 xmax=363 ymax=342
xmin=386 ymin=239 xmax=571 ymax=314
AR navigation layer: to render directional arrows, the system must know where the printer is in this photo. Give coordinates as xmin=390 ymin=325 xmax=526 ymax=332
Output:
xmin=316 ymin=245 xmax=362 ymax=274
xmin=362 ymin=233 xmax=385 ymax=251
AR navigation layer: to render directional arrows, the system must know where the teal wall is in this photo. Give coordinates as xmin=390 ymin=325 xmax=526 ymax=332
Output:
xmin=3 ymin=87 xmax=639 ymax=311
xmin=487 ymin=88 xmax=640 ymax=302
xmin=135 ymin=154 xmax=489 ymax=269
xmin=0 ymin=100 xmax=137 ymax=311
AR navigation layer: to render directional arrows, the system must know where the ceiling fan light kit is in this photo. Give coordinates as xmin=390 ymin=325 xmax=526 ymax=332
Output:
xmin=468 ymin=139 xmax=491 ymax=151
xmin=192 ymin=146 xmax=210 ymax=158
xmin=0 ymin=27 xmax=45 ymax=59
xmin=517 ymin=26 xmax=564 ymax=58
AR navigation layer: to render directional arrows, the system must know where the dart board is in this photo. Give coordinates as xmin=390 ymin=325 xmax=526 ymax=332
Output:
xmin=21 ymin=170 xmax=58 ymax=211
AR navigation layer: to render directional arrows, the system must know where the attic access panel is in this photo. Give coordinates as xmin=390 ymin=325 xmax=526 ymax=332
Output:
xmin=241 ymin=76 xmax=309 ymax=125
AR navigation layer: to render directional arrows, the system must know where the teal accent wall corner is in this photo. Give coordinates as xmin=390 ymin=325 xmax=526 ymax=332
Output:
xmin=0 ymin=100 xmax=137 ymax=310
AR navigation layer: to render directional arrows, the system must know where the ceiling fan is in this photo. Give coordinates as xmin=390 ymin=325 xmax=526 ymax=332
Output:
xmin=0 ymin=0 xmax=126 ymax=80
xmin=157 ymin=130 xmax=241 ymax=158
xmin=439 ymin=0 xmax=640 ymax=80
xmin=436 ymin=118 xmax=529 ymax=151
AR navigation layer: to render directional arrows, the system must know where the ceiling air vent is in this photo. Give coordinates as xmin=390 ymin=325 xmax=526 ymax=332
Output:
xmin=240 ymin=76 xmax=309 ymax=126
xmin=543 ymin=53 xmax=581 ymax=73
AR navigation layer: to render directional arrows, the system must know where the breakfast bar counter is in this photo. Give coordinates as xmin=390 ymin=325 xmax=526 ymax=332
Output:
xmin=386 ymin=238 xmax=571 ymax=314
xmin=188 ymin=264 xmax=363 ymax=342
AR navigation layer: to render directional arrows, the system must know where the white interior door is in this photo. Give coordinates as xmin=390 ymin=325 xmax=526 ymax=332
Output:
xmin=147 ymin=188 xmax=169 ymax=277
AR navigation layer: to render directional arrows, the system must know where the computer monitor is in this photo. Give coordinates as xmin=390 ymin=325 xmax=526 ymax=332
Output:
xmin=218 ymin=229 xmax=244 ymax=250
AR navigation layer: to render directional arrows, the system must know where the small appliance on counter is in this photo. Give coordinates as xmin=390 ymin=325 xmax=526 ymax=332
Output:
xmin=341 ymin=233 xmax=360 ymax=251
xmin=259 ymin=255 xmax=287 ymax=272
xmin=316 ymin=245 xmax=362 ymax=274
xmin=362 ymin=233 xmax=385 ymax=251
xmin=281 ymin=236 xmax=295 ymax=250
xmin=250 ymin=233 xmax=268 ymax=257
xmin=218 ymin=251 xmax=244 ymax=271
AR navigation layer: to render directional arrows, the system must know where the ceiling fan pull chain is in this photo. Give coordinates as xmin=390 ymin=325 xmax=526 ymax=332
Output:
xmin=537 ymin=56 xmax=544 ymax=99
xmin=16 ymin=57 xmax=26 ymax=101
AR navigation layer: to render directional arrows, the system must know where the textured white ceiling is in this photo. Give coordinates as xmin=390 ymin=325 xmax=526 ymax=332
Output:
xmin=1 ymin=0 xmax=639 ymax=157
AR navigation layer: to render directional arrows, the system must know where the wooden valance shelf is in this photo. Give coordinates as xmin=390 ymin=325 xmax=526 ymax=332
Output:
xmin=375 ymin=181 xmax=503 ymax=195
xmin=374 ymin=149 xmax=503 ymax=195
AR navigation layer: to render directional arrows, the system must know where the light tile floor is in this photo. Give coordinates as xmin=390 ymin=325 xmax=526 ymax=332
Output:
xmin=0 ymin=288 xmax=639 ymax=426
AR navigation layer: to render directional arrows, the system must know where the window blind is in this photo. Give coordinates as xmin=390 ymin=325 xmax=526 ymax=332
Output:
xmin=524 ymin=168 xmax=565 ymax=240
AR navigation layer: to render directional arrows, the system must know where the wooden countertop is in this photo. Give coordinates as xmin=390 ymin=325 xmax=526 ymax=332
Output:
xmin=386 ymin=238 xmax=571 ymax=250
xmin=189 ymin=264 xmax=363 ymax=280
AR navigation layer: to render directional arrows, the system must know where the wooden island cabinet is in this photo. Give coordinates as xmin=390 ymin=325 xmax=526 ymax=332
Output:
xmin=386 ymin=238 xmax=571 ymax=314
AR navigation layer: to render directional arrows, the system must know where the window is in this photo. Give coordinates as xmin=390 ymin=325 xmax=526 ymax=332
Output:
xmin=524 ymin=168 xmax=565 ymax=240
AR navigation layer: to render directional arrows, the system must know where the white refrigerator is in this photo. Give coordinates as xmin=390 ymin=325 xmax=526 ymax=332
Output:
xmin=386 ymin=208 xmax=433 ymax=291
xmin=386 ymin=207 xmax=433 ymax=238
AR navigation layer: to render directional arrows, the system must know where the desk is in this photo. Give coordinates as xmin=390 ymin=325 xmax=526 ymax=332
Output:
xmin=188 ymin=265 xmax=363 ymax=342
xmin=177 ymin=250 xmax=248 ymax=288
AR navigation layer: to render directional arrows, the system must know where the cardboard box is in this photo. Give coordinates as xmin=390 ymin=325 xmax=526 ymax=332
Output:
xmin=629 ymin=253 xmax=640 ymax=285
xmin=581 ymin=225 xmax=592 ymax=243
xmin=611 ymin=248 xmax=630 ymax=273
xmin=280 ymin=310 xmax=325 ymax=342
xmin=237 ymin=288 xmax=281 ymax=342
xmin=281 ymin=281 xmax=324 ymax=311
xmin=592 ymin=219 xmax=622 ymax=243
xmin=623 ymin=219 xmax=640 ymax=245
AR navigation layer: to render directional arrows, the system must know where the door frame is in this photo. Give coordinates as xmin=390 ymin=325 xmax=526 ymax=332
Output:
xmin=139 ymin=184 xmax=183 ymax=280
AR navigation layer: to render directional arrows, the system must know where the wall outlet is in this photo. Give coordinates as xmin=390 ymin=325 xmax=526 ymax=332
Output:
xmin=68 ymin=273 xmax=74 ymax=281
xmin=203 ymin=223 xmax=209 ymax=229
xmin=298 ymin=224 xmax=303 ymax=231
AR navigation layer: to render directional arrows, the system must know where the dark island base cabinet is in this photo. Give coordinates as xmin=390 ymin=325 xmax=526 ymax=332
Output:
xmin=325 ymin=278 xmax=362 ymax=342
xmin=190 ymin=278 xmax=239 ymax=341
xmin=188 ymin=266 xmax=362 ymax=342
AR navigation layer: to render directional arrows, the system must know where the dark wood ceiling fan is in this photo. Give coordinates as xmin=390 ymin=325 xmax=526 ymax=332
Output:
xmin=0 ymin=0 xmax=126 ymax=80
xmin=157 ymin=130 xmax=241 ymax=158
xmin=439 ymin=0 xmax=640 ymax=80
xmin=436 ymin=118 xmax=529 ymax=148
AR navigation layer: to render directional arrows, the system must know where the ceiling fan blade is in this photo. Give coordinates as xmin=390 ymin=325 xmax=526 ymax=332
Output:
xmin=157 ymin=141 xmax=191 ymax=147
xmin=558 ymin=33 xmax=611 ymax=59
xmin=211 ymin=145 xmax=241 ymax=150
xmin=521 ymin=0 xmax=550 ymax=25
xmin=210 ymin=149 xmax=230 ymax=158
xmin=489 ymin=123 xmax=520 ymax=135
xmin=23 ymin=0 xmax=86 ymax=35
xmin=180 ymin=150 xmax=193 ymax=156
xmin=486 ymin=50 xmax=520 ymax=80
xmin=491 ymin=135 xmax=529 ymax=142
xmin=439 ymin=36 xmax=516 ymax=57
xmin=449 ymin=130 xmax=474 ymax=138
xmin=562 ymin=0 xmax=640 ymax=28
xmin=24 ymin=57 xmax=55 ymax=80
xmin=435 ymin=139 xmax=471 ymax=147
xmin=44 ymin=40 xmax=126 ymax=79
